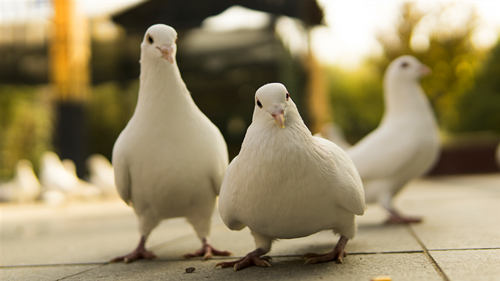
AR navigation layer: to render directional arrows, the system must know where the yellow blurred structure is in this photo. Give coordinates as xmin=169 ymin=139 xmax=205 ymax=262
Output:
xmin=306 ymin=46 xmax=330 ymax=133
xmin=50 ymin=0 xmax=90 ymax=101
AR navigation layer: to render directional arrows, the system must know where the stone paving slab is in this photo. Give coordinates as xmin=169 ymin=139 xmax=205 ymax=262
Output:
xmin=60 ymin=253 xmax=441 ymax=281
xmin=1 ymin=174 xmax=499 ymax=280
xmin=1 ymin=199 xmax=419 ymax=266
xmin=430 ymin=249 xmax=500 ymax=281
xmin=0 ymin=265 xmax=97 ymax=281
xmin=398 ymin=176 xmax=500 ymax=250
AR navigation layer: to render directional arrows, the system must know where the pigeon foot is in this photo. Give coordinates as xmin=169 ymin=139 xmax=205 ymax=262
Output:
xmin=110 ymin=236 xmax=156 ymax=263
xmin=184 ymin=239 xmax=231 ymax=260
xmin=216 ymin=249 xmax=271 ymax=271
xmin=111 ymin=248 xmax=156 ymax=263
xmin=304 ymin=235 xmax=348 ymax=264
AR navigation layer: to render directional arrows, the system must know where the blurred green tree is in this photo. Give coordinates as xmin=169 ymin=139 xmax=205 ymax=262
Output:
xmin=456 ymin=39 xmax=500 ymax=133
xmin=0 ymin=86 xmax=52 ymax=179
xmin=86 ymin=81 xmax=139 ymax=160
xmin=326 ymin=65 xmax=383 ymax=143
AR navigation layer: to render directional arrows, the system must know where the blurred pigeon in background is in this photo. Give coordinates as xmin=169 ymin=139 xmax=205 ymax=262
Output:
xmin=348 ymin=55 xmax=440 ymax=224
xmin=217 ymin=83 xmax=365 ymax=271
xmin=315 ymin=122 xmax=351 ymax=149
xmin=111 ymin=24 xmax=230 ymax=263
xmin=40 ymin=151 xmax=78 ymax=192
xmin=39 ymin=151 xmax=100 ymax=200
xmin=86 ymin=154 xmax=117 ymax=197
xmin=0 ymin=159 xmax=41 ymax=203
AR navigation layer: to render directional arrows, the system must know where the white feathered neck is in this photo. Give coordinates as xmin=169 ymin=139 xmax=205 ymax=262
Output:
xmin=134 ymin=54 xmax=197 ymax=118
xmin=381 ymin=75 xmax=434 ymax=124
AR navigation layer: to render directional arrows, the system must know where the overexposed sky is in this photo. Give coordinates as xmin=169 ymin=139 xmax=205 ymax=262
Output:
xmin=312 ymin=0 xmax=500 ymax=68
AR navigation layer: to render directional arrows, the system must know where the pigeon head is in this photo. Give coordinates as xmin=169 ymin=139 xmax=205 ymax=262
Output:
xmin=141 ymin=24 xmax=178 ymax=64
xmin=16 ymin=159 xmax=34 ymax=177
xmin=42 ymin=151 xmax=61 ymax=167
xmin=254 ymin=83 xmax=293 ymax=129
xmin=386 ymin=55 xmax=431 ymax=82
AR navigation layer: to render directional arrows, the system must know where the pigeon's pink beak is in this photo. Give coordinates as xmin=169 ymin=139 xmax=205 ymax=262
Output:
xmin=271 ymin=110 xmax=285 ymax=129
xmin=420 ymin=64 xmax=431 ymax=76
xmin=157 ymin=45 xmax=174 ymax=64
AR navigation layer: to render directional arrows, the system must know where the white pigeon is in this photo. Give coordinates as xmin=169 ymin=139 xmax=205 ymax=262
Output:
xmin=111 ymin=24 xmax=230 ymax=263
xmin=40 ymin=151 xmax=79 ymax=192
xmin=39 ymin=152 xmax=100 ymax=200
xmin=315 ymin=122 xmax=351 ymax=149
xmin=0 ymin=159 xmax=41 ymax=203
xmin=347 ymin=55 xmax=440 ymax=224
xmin=217 ymin=83 xmax=365 ymax=271
xmin=86 ymin=154 xmax=117 ymax=197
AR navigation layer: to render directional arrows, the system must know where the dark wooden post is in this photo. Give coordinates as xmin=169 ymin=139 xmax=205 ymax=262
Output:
xmin=50 ymin=0 xmax=90 ymax=177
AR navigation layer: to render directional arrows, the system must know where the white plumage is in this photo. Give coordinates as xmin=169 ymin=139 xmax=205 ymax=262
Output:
xmin=39 ymin=151 xmax=100 ymax=200
xmin=111 ymin=24 xmax=229 ymax=263
xmin=0 ymin=159 xmax=41 ymax=203
xmin=347 ymin=55 xmax=440 ymax=223
xmin=86 ymin=154 xmax=117 ymax=197
xmin=314 ymin=122 xmax=351 ymax=149
xmin=40 ymin=151 xmax=79 ymax=192
xmin=217 ymin=83 xmax=365 ymax=270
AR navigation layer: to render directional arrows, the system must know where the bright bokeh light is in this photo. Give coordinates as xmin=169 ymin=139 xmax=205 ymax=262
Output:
xmin=313 ymin=0 xmax=500 ymax=68
xmin=202 ymin=6 xmax=270 ymax=31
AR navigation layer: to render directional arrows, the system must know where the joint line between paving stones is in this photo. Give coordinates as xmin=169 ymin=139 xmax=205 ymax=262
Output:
xmin=429 ymin=247 xmax=500 ymax=252
xmin=56 ymin=264 xmax=108 ymax=281
xmin=0 ymin=262 xmax=106 ymax=269
xmin=407 ymin=225 xmax=451 ymax=281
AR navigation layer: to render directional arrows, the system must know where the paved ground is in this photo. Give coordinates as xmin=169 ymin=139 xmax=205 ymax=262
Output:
xmin=1 ymin=174 xmax=499 ymax=281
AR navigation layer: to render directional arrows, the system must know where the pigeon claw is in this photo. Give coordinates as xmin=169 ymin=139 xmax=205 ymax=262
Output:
xmin=304 ymin=235 xmax=349 ymax=264
xmin=110 ymin=248 xmax=157 ymax=263
xmin=216 ymin=254 xmax=271 ymax=271
xmin=303 ymin=249 xmax=347 ymax=264
xmin=184 ymin=243 xmax=231 ymax=260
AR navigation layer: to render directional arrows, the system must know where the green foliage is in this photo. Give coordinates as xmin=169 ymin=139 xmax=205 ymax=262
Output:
xmin=456 ymin=40 xmax=500 ymax=133
xmin=326 ymin=65 xmax=383 ymax=143
xmin=0 ymin=81 xmax=139 ymax=179
xmin=86 ymin=81 xmax=139 ymax=159
xmin=0 ymin=85 xmax=52 ymax=179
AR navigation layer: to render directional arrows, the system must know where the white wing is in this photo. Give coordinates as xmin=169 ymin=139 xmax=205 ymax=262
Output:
xmin=207 ymin=121 xmax=229 ymax=196
xmin=218 ymin=155 xmax=246 ymax=230
xmin=112 ymin=139 xmax=132 ymax=205
xmin=347 ymin=124 xmax=420 ymax=181
xmin=313 ymin=136 xmax=365 ymax=215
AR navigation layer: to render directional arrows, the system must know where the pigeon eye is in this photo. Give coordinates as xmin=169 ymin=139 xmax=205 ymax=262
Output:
xmin=286 ymin=93 xmax=290 ymax=101
xmin=147 ymin=34 xmax=154 ymax=44
xmin=256 ymin=100 xmax=263 ymax=108
xmin=401 ymin=61 xmax=409 ymax=68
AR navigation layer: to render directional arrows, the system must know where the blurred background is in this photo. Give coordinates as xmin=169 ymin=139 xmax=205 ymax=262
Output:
xmin=0 ymin=0 xmax=499 ymax=200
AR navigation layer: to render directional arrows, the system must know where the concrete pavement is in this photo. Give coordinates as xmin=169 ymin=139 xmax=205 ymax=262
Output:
xmin=1 ymin=174 xmax=499 ymax=280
